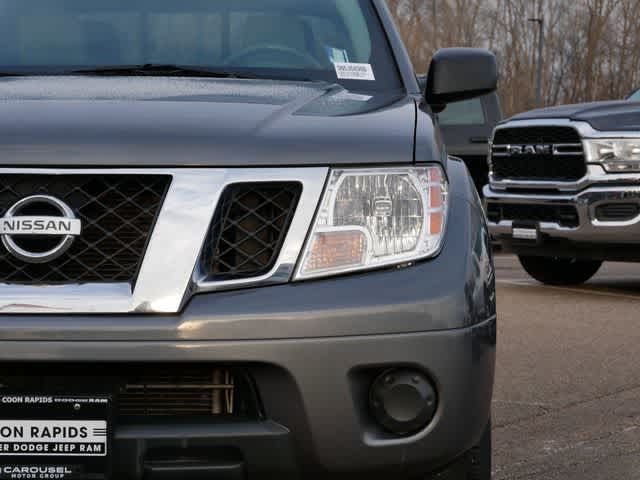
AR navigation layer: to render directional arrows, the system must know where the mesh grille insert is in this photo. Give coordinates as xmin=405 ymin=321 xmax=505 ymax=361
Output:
xmin=0 ymin=175 xmax=170 ymax=284
xmin=201 ymin=182 xmax=302 ymax=281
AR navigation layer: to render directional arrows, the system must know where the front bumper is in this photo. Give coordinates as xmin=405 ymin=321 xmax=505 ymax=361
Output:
xmin=0 ymin=321 xmax=495 ymax=479
xmin=484 ymin=184 xmax=640 ymax=246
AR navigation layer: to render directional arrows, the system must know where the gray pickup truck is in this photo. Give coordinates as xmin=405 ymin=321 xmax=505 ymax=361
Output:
xmin=0 ymin=1 xmax=497 ymax=479
xmin=439 ymin=93 xmax=503 ymax=196
xmin=413 ymin=80 xmax=503 ymax=198
xmin=485 ymin=101 xmax=640 ymax=285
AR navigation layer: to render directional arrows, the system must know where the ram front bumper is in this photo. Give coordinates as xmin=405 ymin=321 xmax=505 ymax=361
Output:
xmin=484 ymin=184 xmax=640 ymax=260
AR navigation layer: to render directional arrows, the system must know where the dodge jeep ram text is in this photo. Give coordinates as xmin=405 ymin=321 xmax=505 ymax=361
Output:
xmin=0 ymin=1 xmax=497 ymax=479
xmin=485 ymin=101 xmax=640 ymax=285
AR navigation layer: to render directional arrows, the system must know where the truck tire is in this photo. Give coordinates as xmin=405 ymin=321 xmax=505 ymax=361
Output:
xmin=518 ymin=256 xmax=602 ymax=286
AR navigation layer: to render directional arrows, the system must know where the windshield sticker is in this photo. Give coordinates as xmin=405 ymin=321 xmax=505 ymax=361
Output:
xmin=334 ymin=63 xmax=375 ymax=81
xmin=325 ymin=46 xmax=350 ymax=64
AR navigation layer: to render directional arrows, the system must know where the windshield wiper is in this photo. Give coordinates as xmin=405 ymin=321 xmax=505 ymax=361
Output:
xmin=71 ymin=64 xmax=261 ymax=78
xmin=72 ymin=64 xmax=315 ymax=82
xmin=71 ymin=64 xmax=305 ymax=80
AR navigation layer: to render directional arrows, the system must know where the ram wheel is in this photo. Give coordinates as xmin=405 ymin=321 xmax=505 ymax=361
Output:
xmin=518 ymin=256 xmax=602 ymax=286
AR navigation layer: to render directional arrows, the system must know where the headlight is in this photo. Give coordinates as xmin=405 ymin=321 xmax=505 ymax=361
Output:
xmin=585 ymin=139 xmax=640 ymax=172
xmin=294 ymin=166 xmax=448 ymax=280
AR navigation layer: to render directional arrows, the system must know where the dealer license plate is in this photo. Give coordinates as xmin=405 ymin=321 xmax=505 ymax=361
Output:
xmin=0 ymin=395 xmax=111 ymax=480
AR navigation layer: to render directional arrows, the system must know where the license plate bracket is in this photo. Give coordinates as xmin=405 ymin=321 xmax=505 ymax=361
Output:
xmin=0 ymin=394 xmax=112 ymax=480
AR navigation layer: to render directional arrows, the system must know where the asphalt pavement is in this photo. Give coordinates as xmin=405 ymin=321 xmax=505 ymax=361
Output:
xmin=493 ymin=255 xmax=640 ymax=480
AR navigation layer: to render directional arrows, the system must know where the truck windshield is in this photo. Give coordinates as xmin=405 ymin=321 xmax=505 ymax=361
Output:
xmin=0 ymin=0 xmax=402 ymax=91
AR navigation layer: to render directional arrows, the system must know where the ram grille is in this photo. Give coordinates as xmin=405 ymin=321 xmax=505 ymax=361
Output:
xmin=491 ymin=126 xmax=586 ymax=181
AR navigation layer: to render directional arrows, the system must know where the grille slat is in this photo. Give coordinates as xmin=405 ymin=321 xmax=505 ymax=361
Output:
xmin=200 ymin=182 xmax=302 ymax=281
xmin=491 ymin=126 xmax=587 ymax=181
xmin=0 ymin=175 xmax=170 ymax=285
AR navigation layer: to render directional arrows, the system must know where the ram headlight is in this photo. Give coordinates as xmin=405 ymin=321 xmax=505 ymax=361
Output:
xmin=585 ymin=139 xmax=640 ymax=172
xmin=294 ymin=166 xmax=448 ymax=280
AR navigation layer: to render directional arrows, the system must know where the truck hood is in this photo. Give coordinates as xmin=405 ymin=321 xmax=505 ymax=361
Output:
xmin=506 ymin=100 xmax=640 ymax=132
xmin=0 ymin=76 xmax=417 ymax=167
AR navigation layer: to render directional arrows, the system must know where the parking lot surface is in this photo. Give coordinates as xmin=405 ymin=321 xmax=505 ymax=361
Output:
xmin=493 ymin=255 xmax=640 ymax=480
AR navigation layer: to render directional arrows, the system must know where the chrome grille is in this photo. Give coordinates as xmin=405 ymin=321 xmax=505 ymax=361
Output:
xmin=0 ymin=175 xmax=170 ymax=284
xmin=491 ymin=126 xmax=586 ymax=181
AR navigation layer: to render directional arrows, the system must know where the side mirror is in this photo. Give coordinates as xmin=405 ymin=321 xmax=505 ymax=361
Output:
xmin=425 ymin=48 xmax=497 ymax=109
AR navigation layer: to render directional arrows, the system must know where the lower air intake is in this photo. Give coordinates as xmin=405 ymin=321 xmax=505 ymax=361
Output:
xmin=0 ymin=364 xmax=261 ymax=419
xmin=487 ymin=203 xmax=580 ymax=228
xmin=595 ymin=203 xmax=640 ymax=222
xmin=119 ymin=367 xmax=240 ymax=417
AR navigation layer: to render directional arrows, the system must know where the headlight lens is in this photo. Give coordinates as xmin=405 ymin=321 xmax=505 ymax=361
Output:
xmin=585 ymin=139 xmax=640 ymax=172
xmin=294 ymin=166 xmax=448 ymax=280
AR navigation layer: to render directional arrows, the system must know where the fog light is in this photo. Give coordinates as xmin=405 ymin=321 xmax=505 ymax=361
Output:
xmin=369 ymin=369 xmax=437 ymax=436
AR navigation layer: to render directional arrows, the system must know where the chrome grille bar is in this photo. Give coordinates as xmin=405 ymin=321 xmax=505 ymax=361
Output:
xmin=491 ymin=143 xmax=583 ymax=157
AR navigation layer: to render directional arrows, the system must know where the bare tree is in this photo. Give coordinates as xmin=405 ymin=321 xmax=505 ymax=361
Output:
xmin=390 ymin=0 xmax=640 ymax=116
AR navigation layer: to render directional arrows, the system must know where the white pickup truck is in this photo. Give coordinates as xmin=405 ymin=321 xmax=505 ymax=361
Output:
xmin=485 ymin=101 xmax=640 ymax=284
